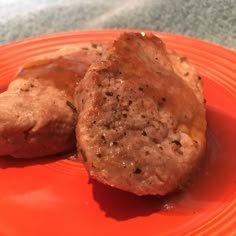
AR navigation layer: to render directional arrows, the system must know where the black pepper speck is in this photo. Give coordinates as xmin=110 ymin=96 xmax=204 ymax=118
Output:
xmin=105 ymin=91 xmax=113 ymax=96
xmin=172 ymin=140 xmax=182 ymax=146
xmin=134 ymin=168 xmax=142 ymax=174
xmin=96 ymin=153 xmax=102 ymax=158
xmin=141 ymin=131 xmax=147 ymax=136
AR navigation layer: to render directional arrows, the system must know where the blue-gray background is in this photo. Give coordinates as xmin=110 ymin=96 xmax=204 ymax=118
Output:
xmin=0 ymin=0 xmax=235 ymax=49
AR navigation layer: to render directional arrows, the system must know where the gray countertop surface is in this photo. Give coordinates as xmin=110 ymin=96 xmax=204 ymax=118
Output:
xmin=0 ymin=0 xmax=235 ymax=50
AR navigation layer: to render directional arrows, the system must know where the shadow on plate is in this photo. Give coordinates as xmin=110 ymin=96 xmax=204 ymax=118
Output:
xmin=0 ymin=151 xmax=76 ymax=169
xmin=0 ymin=106 xmax=235 ymax=221
xmin=90 ymin=106 xmax=236 ymax=220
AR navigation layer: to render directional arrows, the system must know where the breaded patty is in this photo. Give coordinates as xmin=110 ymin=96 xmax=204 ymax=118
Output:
xmin=0 ymin=43 xmax=108 ymax=158
xmin=75 ymin=32 xmax=206 ymax=196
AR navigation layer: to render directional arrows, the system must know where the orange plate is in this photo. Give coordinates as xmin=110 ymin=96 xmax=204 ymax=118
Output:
xmin=0 ymin=30 xmax=236 ymax=236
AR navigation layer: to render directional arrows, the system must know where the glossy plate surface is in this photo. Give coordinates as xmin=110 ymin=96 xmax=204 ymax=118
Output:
xmin=0 ymin=30 xmax=235 ymax=236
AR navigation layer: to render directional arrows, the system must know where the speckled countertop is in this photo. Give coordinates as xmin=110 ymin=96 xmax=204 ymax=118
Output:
xmin=0 ymin=0 xmax=235 ymax=49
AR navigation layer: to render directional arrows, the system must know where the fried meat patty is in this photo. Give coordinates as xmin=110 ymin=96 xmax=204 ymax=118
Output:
xmin=75 ymin=32 xmax=206 ymax=196
xmin=0 ymin=43 xmax=108 ymax=158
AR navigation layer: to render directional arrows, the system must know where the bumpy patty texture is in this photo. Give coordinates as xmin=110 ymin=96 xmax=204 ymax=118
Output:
xmin=0 ymin=43 xmax=107 ymax=158
xmin=75 ymin=32 xmax=206 ymax=196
